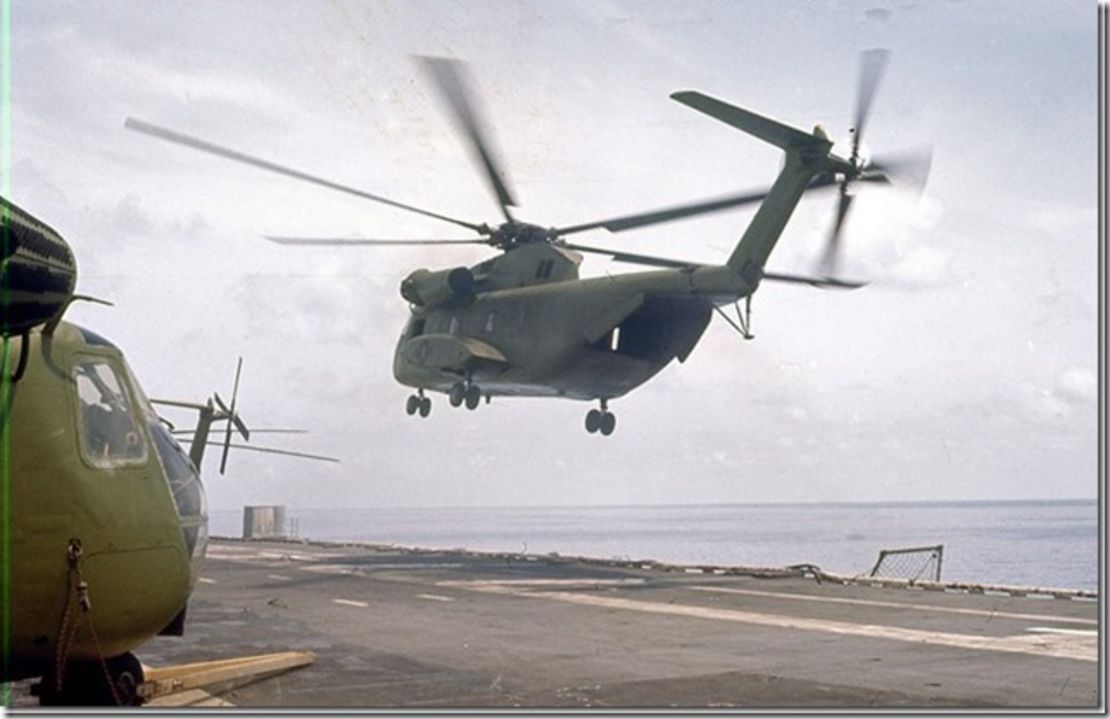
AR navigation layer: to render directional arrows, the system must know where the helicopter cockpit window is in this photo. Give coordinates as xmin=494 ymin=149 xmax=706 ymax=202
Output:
xmin=73 ymin=359 xmax=147 ymax=468
xmin=150 ymin=422 xmax=205 ymax=519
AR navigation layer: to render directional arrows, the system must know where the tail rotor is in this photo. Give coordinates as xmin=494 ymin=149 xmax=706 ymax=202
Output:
xmin=216 ymin=357 xmax=250 ymax=475
xmin=850 ymin=48 xmax=889 ymax=168
xmin=816 ymin=49 xmax=932 ymax=281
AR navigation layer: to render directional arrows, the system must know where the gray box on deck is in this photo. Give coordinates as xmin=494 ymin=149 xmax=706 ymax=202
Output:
xmin=243 ymin=505 xmax=288 ymax=539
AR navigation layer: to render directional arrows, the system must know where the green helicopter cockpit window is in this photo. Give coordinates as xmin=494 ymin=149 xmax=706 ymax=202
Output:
xmin=73 ymin=359 xmax=147 ymax=468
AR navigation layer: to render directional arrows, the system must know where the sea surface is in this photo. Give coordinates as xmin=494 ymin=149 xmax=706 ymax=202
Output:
xmin=208 ymin=499 xmax=1099 ymax=591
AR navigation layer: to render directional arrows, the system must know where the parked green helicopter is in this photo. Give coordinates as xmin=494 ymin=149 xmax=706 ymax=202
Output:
xmin=1 ymin=197 xmax=335 ymax=705
xmin=126 ymin=52 xmax=928 ymax=435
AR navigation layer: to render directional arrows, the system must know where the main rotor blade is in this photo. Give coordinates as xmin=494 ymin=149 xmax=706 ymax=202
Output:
xmin=762 ymin=271 xmax=866 ymax=289
xmin=562 ymin=241 xmax=867 ymax=290
xmin=819 ymin=191 xmax=855 ymax=278
xmin=852 ymin=48 xmax=890 ymax=160
xmin=559 ymin=242 xmax=701 ymax=269
xmin=263 ymin=236 xmax=489 ymax=247
xmin=418 ymin=56 xmax=517 ymax=223
xmin=176 ymin=438 xmax=339 ymax=463
xmin=124 ymin=118 xmax=484 ymax=234
xmin=555 ymin=174 xmax=842 ymax=238
xmin=555 ymin=191 xmax=772 ymax=237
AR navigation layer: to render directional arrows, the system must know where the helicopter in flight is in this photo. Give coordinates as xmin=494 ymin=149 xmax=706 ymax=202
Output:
xmin=1 ymin=197 xmax=335 ymax=705
xmin=126 ymin=52 xmax=928 ymax=436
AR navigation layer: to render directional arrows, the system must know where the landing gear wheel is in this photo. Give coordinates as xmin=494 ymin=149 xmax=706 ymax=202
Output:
xmin=37 ymin=652 xmax=145 ymax=706
xmin=418 ymin=396 xmax=431 ymax=417
xmin=585 ymin=409 xmax=602 ymax=434
xmin=449 ymin=382 xmax=466 ymax=407
xmin=464 ymin=385 xmax=481 ymax=410
xmin=106 ymin=652 xmax=145 ymax=706
xmin=405 ymin=395 xmax=420 ymax=416
xmin=599 ymin=411 xmax=616 ymax=436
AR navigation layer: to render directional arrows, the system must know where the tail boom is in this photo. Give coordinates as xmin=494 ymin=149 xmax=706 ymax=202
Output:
xmin=671 ymin=91 xmax=854 ymax=282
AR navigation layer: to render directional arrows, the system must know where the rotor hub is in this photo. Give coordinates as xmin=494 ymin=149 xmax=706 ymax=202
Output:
xmin=488 ymin=221 xmax=553 ymax=248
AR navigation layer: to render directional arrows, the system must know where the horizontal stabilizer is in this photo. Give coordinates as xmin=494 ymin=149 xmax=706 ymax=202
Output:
xmin=670 ymin=92 xmax=830 ymax=152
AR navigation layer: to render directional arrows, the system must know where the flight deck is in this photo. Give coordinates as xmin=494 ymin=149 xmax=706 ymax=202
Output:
xmin=11 ymin=538 xmax=1101 ymax=708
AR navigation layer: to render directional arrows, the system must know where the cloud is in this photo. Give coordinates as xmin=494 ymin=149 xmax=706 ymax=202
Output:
xmin=1055 ymin=367 xmax=1097 ymax=404
xmin=1015 ymin=366 xmax=1097 ymax=421
xmin=886 ymin=244 xmax=951 ymax=285
xmin=785 ymin=405 xmax=809 ymax=422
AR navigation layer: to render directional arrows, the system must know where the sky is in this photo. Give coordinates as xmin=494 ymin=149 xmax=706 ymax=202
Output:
xmin=7 ymin=0 xmax=1100 ymax=510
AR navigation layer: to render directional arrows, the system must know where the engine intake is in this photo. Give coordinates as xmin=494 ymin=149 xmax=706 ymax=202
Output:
xmin=400 ymin=267 xmax=475 ymax=307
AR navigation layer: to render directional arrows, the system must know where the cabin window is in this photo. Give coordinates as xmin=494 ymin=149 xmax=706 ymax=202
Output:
xmin=73 ymin=358 xmax=147 ymax=468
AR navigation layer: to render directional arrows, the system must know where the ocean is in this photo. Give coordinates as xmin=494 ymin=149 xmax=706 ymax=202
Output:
xmin=208 ymin=499 xmax=1099 ymax=591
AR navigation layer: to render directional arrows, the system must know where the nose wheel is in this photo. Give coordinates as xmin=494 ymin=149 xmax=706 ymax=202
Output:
xmin=585 ymin=400 xmax=616 ymax=436
xmin=405 ymin=390 xmax=432 ymax=418
xmin=35 ymin=651 xmax=145 ymax=706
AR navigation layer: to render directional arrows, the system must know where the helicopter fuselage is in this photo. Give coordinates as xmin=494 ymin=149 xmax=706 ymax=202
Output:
xmin=3 ymin=322 xmax=206 ymax=683
xmin=392 ymin=244 xmax=750 ymax=401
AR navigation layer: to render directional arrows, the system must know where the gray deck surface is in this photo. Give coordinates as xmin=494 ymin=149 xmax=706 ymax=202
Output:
xmin=11 ymin=538 xmax=1102 ymax=708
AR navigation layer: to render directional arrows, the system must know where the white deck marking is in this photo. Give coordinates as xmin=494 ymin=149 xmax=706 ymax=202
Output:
xmin=331 ymin=598 xmax=369 ymax=608
xmin=439 ymin=578 xmax=645 ymax=588
xmin=206 ymin=549 xmax=344 ymax=563
xmin=259 ymin=551 xmax=343 ymax=561
xmin=417 ymin=593 xmax=455 ymax=602
xmin=692 ymin=586 xmax=1099 ymax=626
xmin=267 ymin=574 xmax=292 ymax=581
xmin=1025 ymin=627 xmax=1100 ymax=637
xmin=300 ymin=564 xmax=353 ymax=575
xmin=205 ymin=551 xmax=261 ymax=561
xmin=207 ymin=545 xmax=261 ymax=554
xmin=300 ymin=562 xmax=464 ymax=575
xmin=362 ymin=563 xmax=464 ymax=570
xmin=447 ymin=582 xmax=1096 ymax=663
xmin=197 ymin=577 xmax=217 ymax=584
